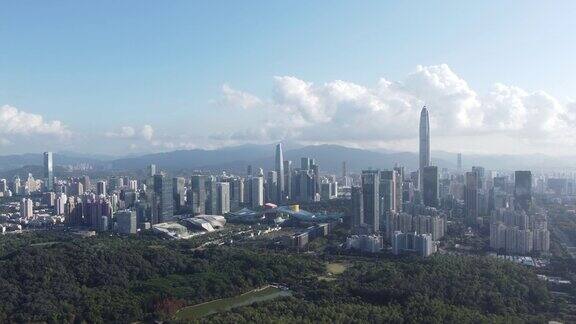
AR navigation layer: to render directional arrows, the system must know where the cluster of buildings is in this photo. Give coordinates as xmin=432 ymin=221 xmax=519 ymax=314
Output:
xmin=0 ymin=106 xmax=560 ymax=260
xmin=489 ymin=208 xmax=550 ymax=255
xmin=0 ymin=144 xmax=344 ymax=238
xmin=346 ymin=107 xmax=444 ymax=257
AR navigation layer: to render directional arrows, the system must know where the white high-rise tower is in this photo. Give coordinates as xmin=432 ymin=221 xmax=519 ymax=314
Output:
xmin=275 ymin=143 xmax=285 ymax=203
xmin=419 ymin=106 xmax=430 ymax=188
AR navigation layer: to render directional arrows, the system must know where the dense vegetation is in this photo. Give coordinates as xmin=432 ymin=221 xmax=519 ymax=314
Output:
xmin=204 ymin=255 xmax=556 ymax=323
xmin=0 ymin=232 xmax=562 ymax=323
xmin=0 ymin=232 xmax=323 ymax=322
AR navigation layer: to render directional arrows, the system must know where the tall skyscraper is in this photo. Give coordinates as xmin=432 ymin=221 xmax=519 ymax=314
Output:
xmin=251 ymin=176 xmax=264 ymax=207
xmin=275 ymin=143 xmax=285 ymax=203
xmin=153 ymin=173 xmax=174 ymax=223
xmin=301 ymin=157 xmax=312 ymax=171
xmin=361 ymin=170 xmax=380 ymax=233
xmin=20 ymin=198 xmax=33 ymax=218
xmin=173 ymin=177 xmax=186 ymax=212
xmin=148 ymin=164 xmax=157 ymax=177
xmin=43 ymin=152 xmax=54 ymax=192
xmin=283 ymin=160 xmax=292 ymax=201
xmin=266 ymin=171 xmax=278 ymax=203
xmin=205 ymin=176 xmax=218 ymax=215
xmin=96 ymin=181 xmax=107 ymax=196
xmin=422 ymin=166 xmax=439 ymax=208
xmin=190 ymin=174 xmax=206 ymax=215
xmin=380 ymin=170 xmax=396 ymax=212
xmin=465 ymin=171 xmax=479 ymax=225
xmin=351 ymin=186 xmax=364 ymax=230
xmin=393 ymin=166 xmax=404 ymax=212
xmin=457 ymin=153 xmax=462 ymax=172
xmin=419 ymin=106 xmax=430 ymax=188
xmin=216 ymin=182 xmax=230 ymax=215
xmin=515 ymin=171 xmax=532 ymax=212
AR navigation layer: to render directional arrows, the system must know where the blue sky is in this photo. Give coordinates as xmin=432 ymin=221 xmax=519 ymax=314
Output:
xmin=1 ymin=1 xmax=576 ymax=155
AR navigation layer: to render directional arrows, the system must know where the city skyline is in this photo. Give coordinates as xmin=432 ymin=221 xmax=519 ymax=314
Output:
xmin=1 ymin=2 xmax=576 ymax=155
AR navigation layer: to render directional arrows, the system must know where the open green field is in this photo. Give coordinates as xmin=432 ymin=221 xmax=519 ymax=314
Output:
xmin=174 ymin=285 xmax=291 ymax=320
xmin=318 ymin=262 xmax=351 ymax=281
xmin=326 ymin=262 xmax=349 ymax=275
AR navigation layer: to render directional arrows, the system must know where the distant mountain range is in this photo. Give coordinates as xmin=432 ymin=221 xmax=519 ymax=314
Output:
xmin=0 ymin=144 xmax=574 ymax=174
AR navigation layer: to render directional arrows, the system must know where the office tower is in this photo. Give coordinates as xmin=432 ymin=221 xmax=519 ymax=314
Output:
xmin=361 ymin=170 xmax=380 ymax=233
xmin=283 ymin=160 xmax=292 ymax=201
xmin=12 ymin=176 xmax=21 ymax=196
xmin=380 ymin=171 xmax=396 ymax=212
xmin=266 ymin=171 xmax=278 ymax=203
xmin=465 ymin=171 xmax=479 ymax=225
xmin=128 ymin=180 xmax=138 ymax=191
xmin=342 ymin=161 xmax=347 ymax=179
xmin=301 ymin=157 xmax=312 ymax=171
xmin=275 ymin=143 xmax=285 ymax=203
xmin=173 ymin=177 xmax=186 ymax=211
xmin=71 ymin=181 xmax=84 ymax=196
xmin=246 ymin=165 xmax=252 ymax=176
xmin=43 ymin=192 xmax=56 ymax=207
xmin=216 ymin=182 xmax=230 ymax=215
xmin=493 ymin=176 xmax=507 ymax=191
xmin=96 ymin=181 xmax=107 ymax=196
xmin=0 ymin=179 xmax=6 ymax=192
xmin=514 ymin=171 xmax=532 ymax=212
xmin=190 ymin=175 xmax=206 ymax=215
xmin=419 ymin=106 xmax=430 ymax=188
xmin=422 ymin=166 xmax=439 ymax=208
xmin=148 ymin=164 xmax=157 ymax=177
xmin=20 ymin=198 xmax=33 ymax=218
xmin=228 ymin=177 xmax=244 ymax=209
xmin=43 ymin=152 xmax=54 ymax=192
xmin=310 ymin=159 xmax=320 ymax=201
xmin=205 ymin=176 xmax=218 ymax=214
xmin=153 ymin=174 xmax=174 ymax=222
xmin=116 ymin=210 xmax=137 ymax=234
xmin=251 ymin=176 xmax=264 ymax=207
xmin=109 ymin=176 xmax=120 ymax=191
xmin=351 ymin=186 xmax=364 ymax=230
xmin=472 ymin=166 xmax=485 ymax=190
xmin=55 ymin=193 xmax=66 ymax=215
xmin=457 ymin=153 xmax=462 ymax=172
xmin=296 ymin=170 xmax=315 ymax=202
xmin=321 ymin=181 xmax=336 ymax=201
xmin=393 ymin=167 xmax=404 ymax=212
xmin=81 ymin=175 xmax=91 ymax=191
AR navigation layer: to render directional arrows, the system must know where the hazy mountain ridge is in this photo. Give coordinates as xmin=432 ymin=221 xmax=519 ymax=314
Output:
xmin=0 ymin=144 xmax=574 ymax=174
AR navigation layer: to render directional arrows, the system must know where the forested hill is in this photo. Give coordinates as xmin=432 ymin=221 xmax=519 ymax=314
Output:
xmin=0 ymin=232 xmax=559 ymax=323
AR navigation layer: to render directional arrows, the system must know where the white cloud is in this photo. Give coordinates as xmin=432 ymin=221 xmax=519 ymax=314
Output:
xmin=141 ymin=124 xmax=154 ymax=141
xmin=0 ymin=105 xmax=69 ymax=137
xmin=105 ymin=126 xmax=136 ymax=138
xmin=217 ymin=84 xmax=263 ymax=110
xmin=106 ymin=124 xmax=154 ymax=142
xmin=217 ymin=64 xmax=576 ymax=153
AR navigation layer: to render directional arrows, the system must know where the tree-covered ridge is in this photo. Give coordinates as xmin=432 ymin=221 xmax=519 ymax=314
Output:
xmin=203 ymin=256 xmax=554 ymax=323
xmin=0 ymin=232 xmax=560 ymax=323
xmin=0 ymin=233 xmax=323 ymax=323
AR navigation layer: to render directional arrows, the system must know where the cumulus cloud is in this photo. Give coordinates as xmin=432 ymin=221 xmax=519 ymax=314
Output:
xmin=141 ymin=124 xmax=154 ymax=141
xmin=216 ymin=84 xmax=263 ymax=110
xmin=106 ymin=124 xmax=154 ymax=141
xmin=105 ymin=126 xmax=136 ymax=138
xmin=216 ymin=64 xmax=576 ymax=151
xmin=0 ymin=105 xmax=69 ymax=137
